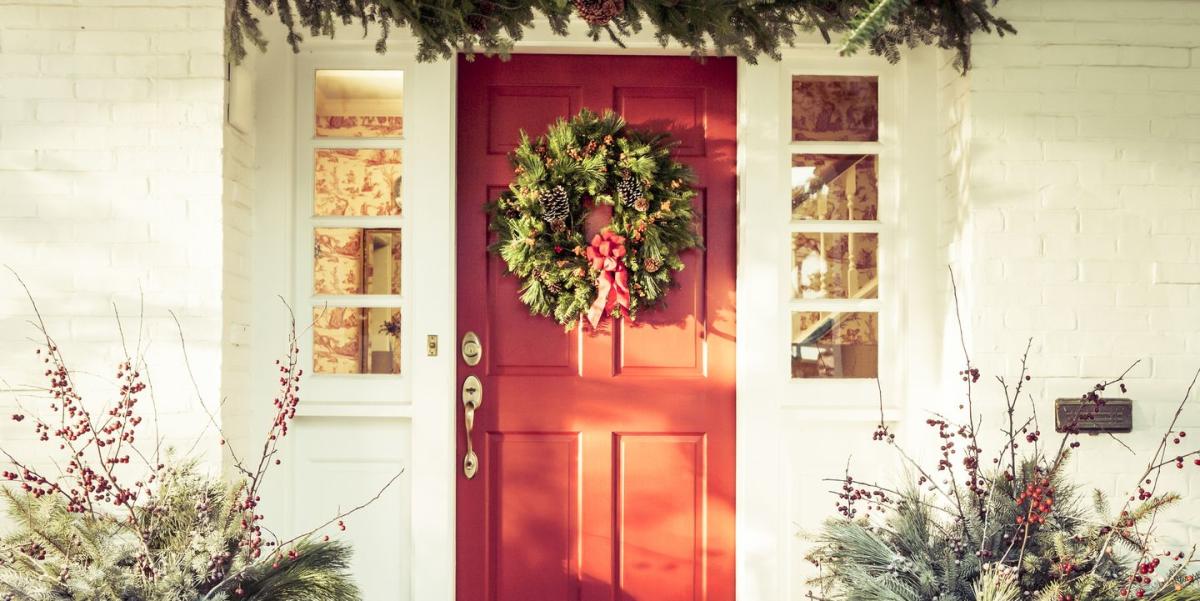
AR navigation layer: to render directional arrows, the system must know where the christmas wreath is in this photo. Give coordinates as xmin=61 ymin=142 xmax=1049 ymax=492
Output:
xmin=488 ymin=109 xmax=702 ymax=329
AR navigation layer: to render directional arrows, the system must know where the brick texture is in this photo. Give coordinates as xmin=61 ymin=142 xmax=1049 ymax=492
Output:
xmin=0 ymin=1 xmax=232 ymax=473
xmin=958 ymin=0 xmax=1200 ymax=548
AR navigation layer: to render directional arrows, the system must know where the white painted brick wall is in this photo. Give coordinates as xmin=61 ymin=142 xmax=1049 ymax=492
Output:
xmin=962 ymin=0 xmax=1200 ymax=546
xmin=220 ymin=59 xmax=255 ymax=477
xmin=0 ymin=1 xmax=230 ymax=473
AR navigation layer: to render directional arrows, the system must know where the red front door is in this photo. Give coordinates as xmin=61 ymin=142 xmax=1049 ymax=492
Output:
xmin=456 ymin=54 xmax=736 ymax=601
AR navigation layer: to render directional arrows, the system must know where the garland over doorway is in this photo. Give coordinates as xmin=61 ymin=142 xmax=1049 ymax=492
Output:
xmin=227 ymin=0 xmax=1015 ymax=73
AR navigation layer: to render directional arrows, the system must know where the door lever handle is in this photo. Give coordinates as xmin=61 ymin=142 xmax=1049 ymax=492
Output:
xmin=462 ymin=375 xmax=483 ymax=479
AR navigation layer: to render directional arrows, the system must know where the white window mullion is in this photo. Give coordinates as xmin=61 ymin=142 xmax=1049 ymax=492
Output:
xmin=788 ymin=221 xmax=881 ymax=234
xmin=787 ymin=141 xmax=882 ymax=155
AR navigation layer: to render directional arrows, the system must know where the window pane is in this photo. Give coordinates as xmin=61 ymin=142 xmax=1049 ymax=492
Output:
xmin=792 ymin=232 xmax=878 ymax=300
xmin=313 ymin=307 xmax=401 ymax=374
xmin=792 ymin=154 xmax=877 ymax=221
xmin=791 ymin=312 xmax=878 ymax=379
xmin=791 ymin=75 xmax=878 ymax=142
xmin=314 ymin=149 xmax=402 ymax=216
xmin=365 ymin=230 xmax=402 ymax=295
xmin=315 ymin=70 xmax=404 ymax=138
xmin=314 ymin=228 xmax=401 ymax=295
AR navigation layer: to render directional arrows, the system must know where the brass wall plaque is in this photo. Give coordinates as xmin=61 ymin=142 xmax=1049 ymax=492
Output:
xmin=1054 ymin=398 xmax=1132 ymax=434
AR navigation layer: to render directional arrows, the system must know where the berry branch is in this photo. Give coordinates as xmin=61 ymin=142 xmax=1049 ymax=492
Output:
xmin=0 ymin=272 xmax=402 ymax=598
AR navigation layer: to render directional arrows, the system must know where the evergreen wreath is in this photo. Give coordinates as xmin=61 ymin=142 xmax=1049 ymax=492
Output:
xmin=488 ymin=109 xmax=701 ymax=328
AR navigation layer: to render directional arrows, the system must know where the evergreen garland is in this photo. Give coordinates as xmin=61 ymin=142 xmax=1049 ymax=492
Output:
xmin=488 ymin=109 xmax=701 ymax=328
xmin=227 ymin=0 xmax=1015 ymax=74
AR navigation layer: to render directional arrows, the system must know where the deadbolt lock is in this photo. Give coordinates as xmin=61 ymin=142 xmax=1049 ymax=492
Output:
xmin=461 ymin=331 xmax=482 ymax=366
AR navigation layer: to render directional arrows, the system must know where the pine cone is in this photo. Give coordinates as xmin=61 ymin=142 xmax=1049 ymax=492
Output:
xmin=644 ymin=257 xmax=662 ymax=273
xmin=541 ymin=185 xmax=570 ymax=227
xmin=574 ymin=0 xmax=624 ymax=25
xmin=616 ymin=174 xmax=644 ymax=206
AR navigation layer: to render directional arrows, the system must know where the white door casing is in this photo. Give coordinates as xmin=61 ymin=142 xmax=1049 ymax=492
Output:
xmin=253 ymin=41 xmax=458 ymax=601
xmin=737 ymin=49 xmax=945 ymax=599
xmin=250 ymin=25 xmax=943 ymax=599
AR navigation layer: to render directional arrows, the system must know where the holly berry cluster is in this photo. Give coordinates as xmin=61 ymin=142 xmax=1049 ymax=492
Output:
xmin=1014 ymin=478 xmax=1053 ymax=526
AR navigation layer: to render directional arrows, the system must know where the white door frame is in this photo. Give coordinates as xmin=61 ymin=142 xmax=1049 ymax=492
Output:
xmin=252 ymin=26 xmax=942 ymax=600
xmin=736 ymin=52 xmax=943 ymax=599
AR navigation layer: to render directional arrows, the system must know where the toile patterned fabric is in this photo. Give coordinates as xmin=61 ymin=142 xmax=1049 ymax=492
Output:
xmin=791 ymin=154 xmax=878 ymax=221
xmin=791 ymin=75 xmax=878 ymax=142
xmin=792 ymin=232 xmax=879 ymax=299
xmin=314 ymin=149 xmax=403 ymax=216
xmin=792 ymin=311 xmax=878 ymax=347
xmin=314 ymin=228 xmax=365 ymax=295
xmin=313 ymin=307 xmax=364 ymax=373
xmin=316 ymin=115 xmax=405 ymax=138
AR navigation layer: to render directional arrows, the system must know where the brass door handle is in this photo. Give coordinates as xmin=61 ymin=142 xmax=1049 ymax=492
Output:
xmin=462 ymin=375 xmax=483 ymax=479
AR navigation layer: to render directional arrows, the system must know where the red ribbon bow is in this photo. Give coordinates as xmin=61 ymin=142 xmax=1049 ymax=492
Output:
xmin=584 ymin=231 xmax=630 ymax=328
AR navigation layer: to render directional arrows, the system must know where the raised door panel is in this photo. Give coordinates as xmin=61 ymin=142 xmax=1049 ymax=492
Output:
xmin=615 ymin=87 xmax=707 ymax=156
xmin=615 ymin=434 xmax=705 ymax=601
xmin=486 ymin=432 xmax=581 ymax=601
xmin=488 ymin=85 xmax=582 ymax=154
xmin=291 ymin=418 xmax=410 ymax=601
xmin=617 ymin=189 xmax=707 ymax=376
xmin=484 ymin=185 xmax=578 ymax=376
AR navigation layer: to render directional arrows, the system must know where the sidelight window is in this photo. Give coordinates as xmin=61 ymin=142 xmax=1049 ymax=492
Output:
xmin=789 ymin=75 xmax=882 ymax=380
xmin=305 ymin=70 xmax=406 ymax=376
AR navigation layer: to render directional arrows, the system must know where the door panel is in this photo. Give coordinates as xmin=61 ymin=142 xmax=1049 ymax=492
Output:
xmin=457 ymin=54 xmax=736 ymax=601
xmin=617 ymin=187 xmax=707 ymax=376
xmin=486 ymin=432 xmax=581 ymax=601
xmin=291 ymin=418 xmax=410 ymax=600
xmin=486 ymin=86 xmax=582 ymax=154
xmin=615 ymin=87 xmax=708 ymax=156
xmin=615 ymin=433 xmax=705 ymax=601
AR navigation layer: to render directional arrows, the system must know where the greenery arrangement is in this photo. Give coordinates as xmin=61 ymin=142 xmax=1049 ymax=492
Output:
xmin=807 ymin=279 xmax=1200 ymax=601
xmin=488 ymin=109 xmax=701 ymax=328
xmin=0 ymin=279 xmax=397 ymax=600
xmin=227 ymin=0 xmax=1015 ymax=73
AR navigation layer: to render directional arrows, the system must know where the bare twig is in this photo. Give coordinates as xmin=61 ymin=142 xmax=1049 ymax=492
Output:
xmin=201 ymin=468 xmax=405 ymax=600
xmin=169 ymin=310 xmax=250 ymax=477
xmin=1087 ymin=366 xmax=1199 ymax=578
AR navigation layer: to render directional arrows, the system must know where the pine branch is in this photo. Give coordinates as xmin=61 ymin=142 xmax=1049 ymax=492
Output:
xmin=228 ymin=0 xmax=1015 ymax=74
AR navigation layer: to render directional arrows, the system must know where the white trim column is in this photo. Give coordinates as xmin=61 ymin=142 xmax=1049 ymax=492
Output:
xmin=406 ymin=57 xmax=458 ymax=601
xmin=736 ymin=58 xmax=787 ymax=601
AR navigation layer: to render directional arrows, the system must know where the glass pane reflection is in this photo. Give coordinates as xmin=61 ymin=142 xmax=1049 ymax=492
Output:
xmin=791 ymin=311 xmax=878 ymax=379
xmin=313 ymin=307 xmax=402 ymax=375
